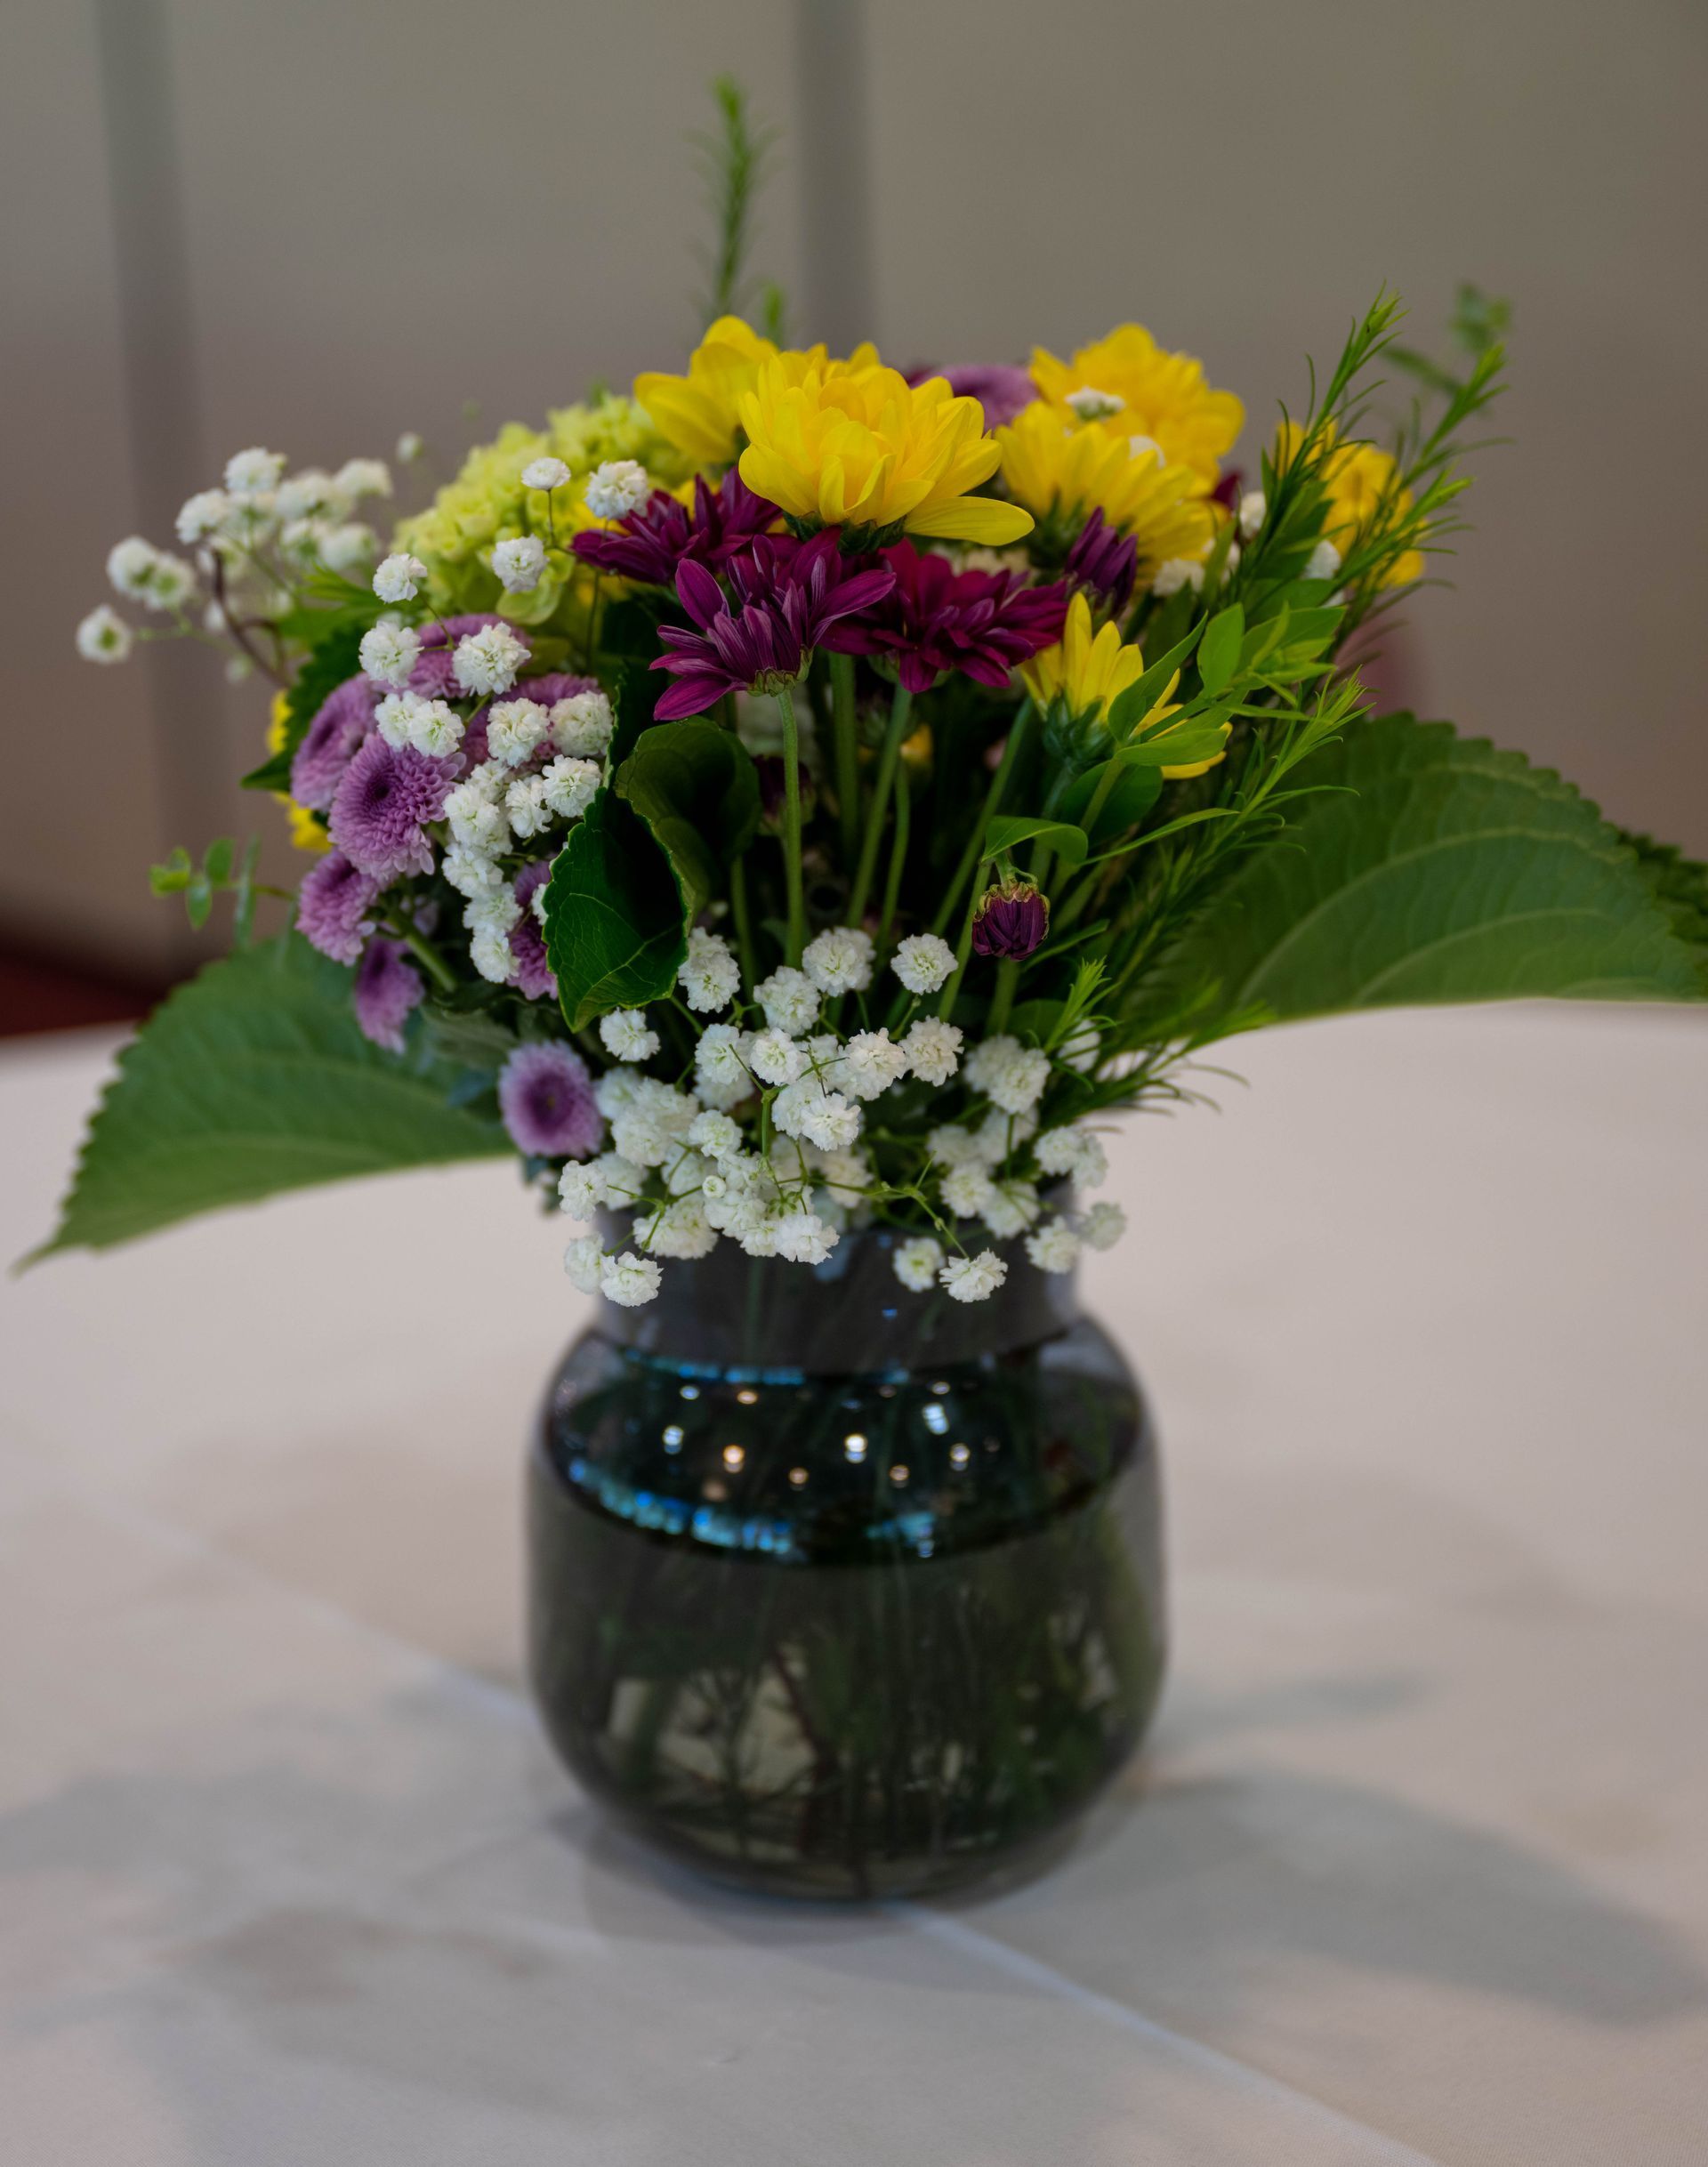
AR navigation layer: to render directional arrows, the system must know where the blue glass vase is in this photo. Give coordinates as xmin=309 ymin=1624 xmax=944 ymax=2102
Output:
xmin=527 ymin=1224 xmax=1165 ymax=1898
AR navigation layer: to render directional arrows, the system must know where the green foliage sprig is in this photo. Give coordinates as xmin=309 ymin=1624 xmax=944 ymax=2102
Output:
xmin=690 ymin=74 xmax=782 ymax=333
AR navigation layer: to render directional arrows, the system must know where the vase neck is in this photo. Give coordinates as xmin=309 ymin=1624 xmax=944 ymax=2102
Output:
xmin=590 ymin=1221 xmax=1078 ymax=1376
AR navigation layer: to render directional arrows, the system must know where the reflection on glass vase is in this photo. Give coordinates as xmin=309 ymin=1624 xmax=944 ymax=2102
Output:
xmin=527 ymin=1220 xmax=1165 ymax=1900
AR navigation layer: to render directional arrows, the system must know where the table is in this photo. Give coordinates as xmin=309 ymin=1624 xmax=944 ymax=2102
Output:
xmin=3 ymin=1003 xmax=1704 ymax=2166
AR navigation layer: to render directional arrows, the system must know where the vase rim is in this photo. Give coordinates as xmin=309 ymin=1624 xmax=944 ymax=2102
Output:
xmin=589 ymin=1213 xmax=1079 ymax=1375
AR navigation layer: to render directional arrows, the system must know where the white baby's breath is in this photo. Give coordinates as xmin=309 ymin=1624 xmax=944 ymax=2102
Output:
xmin=492 ymin=535 xmax=547 ymax=592
xmin=452 ymin=621 xmax=528 ymax=697
xmin=374 ymin=552 xmax=428 ymax=604
xmin=892 ymin=1236 xmax=944 ymax=1292
xmin=583 ymin=459 xmax=649 ymax=519
xmin=600 ymin=1251 xmax=662 ymax=1307
xmin=890 ymin=932 xmax=955 ymax=995
xmin=802 ymin=926 xmax=873 ymax=995
xmin=359 ymin=620 xmax=421 ymax=689
xmin=223 ymin=447 xmax=286 ymax=496
xmin=76 ymin=605 xmax=133 ymax=664
xmin=939 ymin=1250 xmax=1007 ymax=1303
xmin=550 ymin=689 xmax=614 ymax=758
xmin=902 ymin=1017 xmax=962 ymax=1084
xmin=600 ymin=1009 xmax=661 ymax=1064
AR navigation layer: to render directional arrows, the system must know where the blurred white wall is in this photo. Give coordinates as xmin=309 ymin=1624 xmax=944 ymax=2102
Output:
xmin=5 ymin=0 xmax=1704 ymax=979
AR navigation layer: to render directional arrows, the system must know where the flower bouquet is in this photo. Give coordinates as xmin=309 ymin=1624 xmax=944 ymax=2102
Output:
xmin=45 ymin=93 xmax=1707 ymax=1892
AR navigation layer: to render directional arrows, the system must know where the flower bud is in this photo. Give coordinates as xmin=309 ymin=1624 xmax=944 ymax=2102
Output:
xmin=971 ymin=877 xmax=1050 ymax=960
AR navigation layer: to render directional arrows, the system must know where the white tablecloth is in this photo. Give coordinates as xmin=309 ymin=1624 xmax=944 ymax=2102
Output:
xmin=3 ymin=1004 xmax=1705 ymax=2166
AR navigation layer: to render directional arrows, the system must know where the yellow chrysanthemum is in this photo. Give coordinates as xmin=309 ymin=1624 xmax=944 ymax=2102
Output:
xmin=1021 ymin=594 xmax=1224 ymax=779
xmin=267 ymin=690 xmax=331 ymax=851
xmin=636 ymin=317 xmax=783 ymax=467
xmin=634 ymin=317 xmax=880 ymax=470
xmin=1275 ymin=421 xmax=1424 ymax=586
xmin=737 ymin=361 xmax=1035 ymax=546
xmin=1031 ymin=324 xmax=1244 ymax=488
xmin=995 ymin=404 xmax=1215 ymax=575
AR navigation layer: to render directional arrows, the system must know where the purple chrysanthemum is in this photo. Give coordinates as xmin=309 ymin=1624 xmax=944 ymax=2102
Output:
xmin=328 ymin=735 xmax=455 ymax=880
xmin=352 ymin=935 xmax=424 ymax=1052
xmin=295 ymin=850 xmax=383 ymax=965
xmin=904 ymin=363 xmax=1038 ymax=431
xmin=1064 ymin=509 xmax=1139 ymax=616
xmin=508 ymin=859 xmax=557 ymax=1000
xmin=407 ymin=614 xmax=530 ymax=699
xmin=572 ymin=471 xmax=777 ymax=587
xmin=650 ymin=533 xmax=894 ymax=721
xmin=290 ymin=675 xmax=377 ymax=810
xmin=497 ymin=1041 xmax=602 ymax=1159
xmin=852 ymin=540 xmax=1069 ymax=695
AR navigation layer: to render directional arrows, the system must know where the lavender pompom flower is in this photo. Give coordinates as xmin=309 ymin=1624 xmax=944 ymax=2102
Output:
xmin=351 ymin=935 xmax=424 ymax=1052
xmin=508 ymin=859 xmax=557 ymax=1001
xmin=289 ymin=674 xmax=376 ymax=810
xmin=407 ymin=614 xmax=530 ymax=701
xmin=1064 ymin=508 xmax=1139 ymax=616
xmin=497 ymin=1042 xmax=603 ymax=1160
xmin=295 ymin=850 xmax=383 ymax=965
xmin=971 ymin=876 xmax=1050 ymax=960
xmin=328 ymin=734 xmax=455 ymax=880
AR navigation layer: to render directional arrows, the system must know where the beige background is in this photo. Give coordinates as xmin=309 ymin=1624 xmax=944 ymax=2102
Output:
xmin=6 ymin=0 xmax=1704 ymax=983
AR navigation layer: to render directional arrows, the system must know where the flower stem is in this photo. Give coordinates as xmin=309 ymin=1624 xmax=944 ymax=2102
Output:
xmin=774 ymin=683 xmax=807 ymax=965
xmin=846 ymin=681 xmax=912 ymax=930
xmin=936 ymin=879 xmax=981 ymax=1023
xmin=876 ymin=758 xmax=911 ymax=952
xmin=931 ymin=697 xmax=1034 ymax=938
xmin=384 ymin=911 xmax=457 ymax=995
xmin=730 ymin=850 xmax=757 ymax=991
xmin=829 ymin=651 xmax=859 ymax=862
xmin=986 ymin=958 xmax=1019 ymax=1035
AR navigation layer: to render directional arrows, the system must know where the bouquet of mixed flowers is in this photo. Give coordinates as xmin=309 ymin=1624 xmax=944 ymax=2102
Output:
xmin=45 ymin=134 xmax=1707 ymax=1290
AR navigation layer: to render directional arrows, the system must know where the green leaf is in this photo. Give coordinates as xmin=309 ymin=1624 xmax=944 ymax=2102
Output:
xmin=616 ymin=718 xmax=761 ymax=915
xmin=1059 ymin=761 xmax=1163 ymax=841
xmin=1613 ymin=827 xmax=1708 ymax=950
xmin=28 ymin=934 xmax=509 ymax=1260
xmin=608 ymin=658 xmax=664 ymax=766
xmin=1155 ymin=715 xmax=1708 ymax=1030
xmin=1196 ymin=605 xmax=1245 ymax=697
xmin=1114 ymin=726 xmax=1231 ymax=769
xmin=983 ymin=815 xmax=1090 ymax=867
xmin=544 ymin=788 xmax=688 ymax=1030
xmin=1105 ymin=623 xmax=1202 ymax=738
xmin=239 ymin=747 xmax=295 ymax=794
xmin=149 ymin=847 xmax=193 ymax=896
xmin=183 ymin=873 xmax=213 ymax=930
xmin=203 ymin=837 xmax=236 ymax=885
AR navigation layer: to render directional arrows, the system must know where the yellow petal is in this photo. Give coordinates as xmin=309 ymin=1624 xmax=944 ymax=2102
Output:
xmin=906 ymin=495 xmax=1034 ymax=544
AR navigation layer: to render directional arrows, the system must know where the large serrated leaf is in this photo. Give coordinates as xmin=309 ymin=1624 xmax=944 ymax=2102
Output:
xmin=543 ymin=788 xmax=688 ymax=1031
xmin=29 ymin=934 xmax=510 ymax=1259
xmin=1153 ymin=714 xmax=1708 ymax=1029
xmin=616 ymin=718 xmax=761 ymax=914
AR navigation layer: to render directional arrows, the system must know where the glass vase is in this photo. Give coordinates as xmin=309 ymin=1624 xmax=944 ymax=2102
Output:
xmin=526 ymin=1221 xmax=1165 ymax=1899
